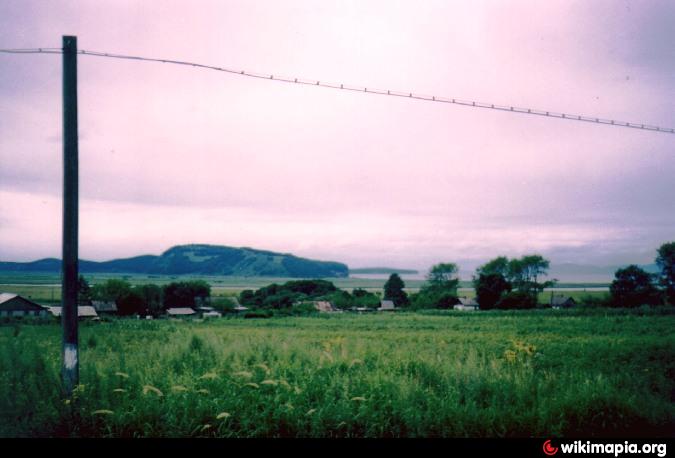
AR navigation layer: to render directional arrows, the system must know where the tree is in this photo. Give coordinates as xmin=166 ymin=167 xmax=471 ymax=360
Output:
xmin=137 ymin=283 xmax=163 ymax=316
xmin=610 ymin=265 xmax=659 ymax=308
xmin=117 ymin=290 xmax=145 ymax=316
xmin=506 ymin=255 xmax=555 ymax=304
xmin=426 ymin=263 xmax=459 ymax=291
xmin=91 ymin=278 xmax=133 ymax=302
xmin=77 ymin=275 xmax=93 ymax=305
xmin=416 ymin=263 xmax=460 ymax=308
xmin=496 ymin=291 xmax=537 ymax=310
xmin=351 ymin=289 xmax=380 ymax=308
xmin=383 ymin=273 xmax=409 ymax=307
xmin=656 ymin=242 xmax=675 ymax=305
xmin=476 ymin=256 xmax=509 ymax=278
xmin=163 ymin=280 xmax=211 ymax=309
xmin=474 ymin=273 xmax=511 ymax=310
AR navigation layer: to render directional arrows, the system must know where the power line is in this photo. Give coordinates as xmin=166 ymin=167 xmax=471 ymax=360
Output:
xmin=2 ymin=47 xmax=674 ymax=135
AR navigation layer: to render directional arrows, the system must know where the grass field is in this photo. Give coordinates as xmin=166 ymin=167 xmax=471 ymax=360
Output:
xmin=1 ymin=309 xmax=672 ymax=438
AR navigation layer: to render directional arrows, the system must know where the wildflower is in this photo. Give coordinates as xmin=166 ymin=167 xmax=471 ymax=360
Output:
xmin=504 ymin=350 xmax=517 ymax=363
xmin=321 ymin=351 xmax=334 ymax=362
xmin=72 ymin=384 xmax=86 ymax=394
xmin=142 ymin=385 xmax=164 ymax=397
xmin=216 ymin=412 xmax=231 ymax=420
xmin=199 ymin=372 xmax=218 ymax=380
xmin=349 ymin=359 xmax=363 ymax=368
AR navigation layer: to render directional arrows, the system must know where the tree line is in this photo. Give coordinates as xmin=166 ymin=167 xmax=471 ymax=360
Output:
xmin=381 ymin=241 xmax=674 ymax=310
xmin=76 ymin=241 xmax=674 ymax=315
xmin=78 ymin=279 xmax=212 ymax=316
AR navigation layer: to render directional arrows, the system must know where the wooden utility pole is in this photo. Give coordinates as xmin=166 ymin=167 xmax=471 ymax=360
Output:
xmin=62 ymin=35 xmax=79 ymax=396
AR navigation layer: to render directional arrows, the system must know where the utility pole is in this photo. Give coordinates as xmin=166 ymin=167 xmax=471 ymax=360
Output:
xmin=62 ymin=35 xmax=79 ymax=396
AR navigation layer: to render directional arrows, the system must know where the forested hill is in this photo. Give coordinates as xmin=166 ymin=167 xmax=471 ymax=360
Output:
xmin=0 ymin=244 xmax=349 ymax=278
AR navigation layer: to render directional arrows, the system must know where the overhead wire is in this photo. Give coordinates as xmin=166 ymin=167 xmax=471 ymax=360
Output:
xmin=1 ymin=47 xmax=673 ymax=134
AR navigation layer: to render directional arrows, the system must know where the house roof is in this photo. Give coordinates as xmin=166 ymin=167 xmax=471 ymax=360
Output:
xmin=379 ymin=300 xmax=395 ymax=309
xmin=551 ymin=295 xmax=576 ymax=305
xmin=49 ymin=306 xmax=99 ymax=317
xmin=0 ymin=293 xmax=49 ymax=311
xmin=458 ymin=297 xmax=478 ymax=306
xmin=92 ymin=300 xmax=117 ymax=312
xmin=314 ymin=301 xmax=335 ymax=312
xmin=0 ymin=293 xmax=18 ymax=304
xmin=166 ymin=307 xmax=196 ymax=315
xmin=195 ymin=306 xmax=215 ymax=312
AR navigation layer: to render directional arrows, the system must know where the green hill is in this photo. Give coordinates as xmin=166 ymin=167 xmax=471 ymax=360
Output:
xmin=0 ymin=244 xmax=349 ymax=278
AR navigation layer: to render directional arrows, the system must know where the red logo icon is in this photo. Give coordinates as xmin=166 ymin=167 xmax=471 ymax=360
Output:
xmin=543 ymin=440 xmax=559 ymax=456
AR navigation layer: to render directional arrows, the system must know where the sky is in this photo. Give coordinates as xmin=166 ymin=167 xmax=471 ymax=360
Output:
xmin=0 ymin=0 xmax=674 ymax=273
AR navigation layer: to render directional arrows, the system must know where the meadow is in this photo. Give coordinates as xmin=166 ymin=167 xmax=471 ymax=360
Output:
xmin=0 ymin=309 xmax=673 ymax=438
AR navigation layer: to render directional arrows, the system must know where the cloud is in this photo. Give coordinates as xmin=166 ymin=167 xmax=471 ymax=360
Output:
xmin=0 ymin=0 xmax=673 ymax=269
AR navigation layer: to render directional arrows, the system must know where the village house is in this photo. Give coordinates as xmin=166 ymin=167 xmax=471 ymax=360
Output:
xmin=92 ymin=300 xmax=117 ymax=315
xmin=313 ymin=301 xmax=337 ymax=312
xmin=48 ymin=305 xmax=99 ymax=320
xmin=195 ymin=306 xmax=222 ymax=318
xmin=166 ymin=307 xmax=197 ymax=318
xmin=378 ymin=300 xmax=396 ymax=311
xmin=454 ymin=297 xmax=479 ymax=311
xmin=0 ymin=293 xmax=50 ymax=318
xmin=550 ymin=294 xmax=577 ymax=309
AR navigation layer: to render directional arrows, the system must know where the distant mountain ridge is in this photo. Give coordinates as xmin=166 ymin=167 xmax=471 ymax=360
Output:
xmin=0 ymin=244 xmax=349 ymax=278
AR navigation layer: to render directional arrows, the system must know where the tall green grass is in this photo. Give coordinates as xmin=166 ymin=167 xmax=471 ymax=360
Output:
xmin=0 ymin=310 xmax=672 ymax=437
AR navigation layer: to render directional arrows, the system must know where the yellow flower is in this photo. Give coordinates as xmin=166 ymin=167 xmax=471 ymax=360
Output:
xmin=504 ymin=350 xmax=517 ymax=363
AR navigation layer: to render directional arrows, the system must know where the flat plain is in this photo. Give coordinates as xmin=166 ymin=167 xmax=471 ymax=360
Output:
xmin=1 ymin=309 xmax=672 ymax=438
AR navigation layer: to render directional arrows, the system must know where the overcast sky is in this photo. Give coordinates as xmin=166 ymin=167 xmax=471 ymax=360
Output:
xmin=1 ymin=0 xmax=673 ymax=271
